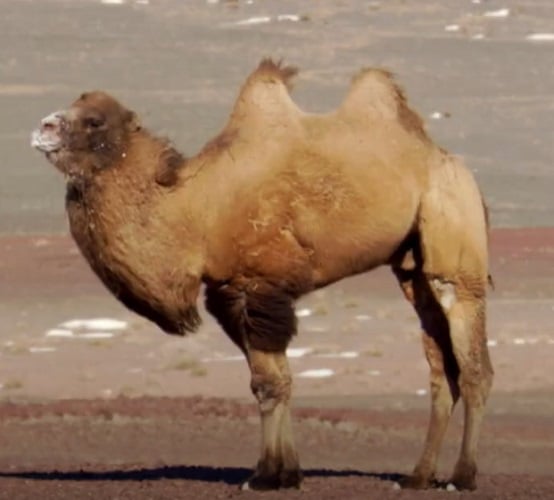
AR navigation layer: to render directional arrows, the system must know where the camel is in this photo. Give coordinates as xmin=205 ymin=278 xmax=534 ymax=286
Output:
xmin=31 ymin=59 xmax=493 ymax=491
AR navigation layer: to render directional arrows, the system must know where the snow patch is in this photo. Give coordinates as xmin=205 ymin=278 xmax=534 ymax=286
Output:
xmin=526 ymin=33 xmax=554 ymax=42
xmin=29 ymin=346 xmax=57 ymax=353
xmin=296 ymin=308 xmax=312 ymax=318
xmin=484 ymin=8 xmax=510 ymax=18
xmin=46 ymin=329 xmax=74 ymax=338
xmin=444 ymin=24 xmax=461 ymax=32
xmin=316 ymin=351 xmax=359 ymax=359
xmin=78 ymin=332 xmax=115 ymax=339
xmin=277 ymin=14 xmax=302 ymax=22
xmin=287 ymin=347 xmax=313 ymax=358
xmin=234 ymin=16 xmax=271 ymax=26
xmin=231 ymin=14 xmax=303 ymax=26
xmin=202 ymin=354 xmax=245 ymax=362
xmin=298 ymin=369 xmax=335 ymax=378
xmin=60 ymin=318 xmax=128 ymax=331
xmin=512 ymin=338 xmax=538 ymax=346
xmin=429 ymin=111 xmax=450 ymax=120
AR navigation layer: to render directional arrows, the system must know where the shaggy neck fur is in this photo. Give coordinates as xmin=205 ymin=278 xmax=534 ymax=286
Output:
xmin=65 ymin=130 xmax=201 ymax=336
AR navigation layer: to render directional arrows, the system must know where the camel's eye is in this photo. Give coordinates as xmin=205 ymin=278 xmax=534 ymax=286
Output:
xmin=83 ymin=115 xmax=105 ymax=129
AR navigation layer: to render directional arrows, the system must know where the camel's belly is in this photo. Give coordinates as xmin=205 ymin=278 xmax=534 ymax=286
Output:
xmin=295 ymin=179 xmax=419 ymax=286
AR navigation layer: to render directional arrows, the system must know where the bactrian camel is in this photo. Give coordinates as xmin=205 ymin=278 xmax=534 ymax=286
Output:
xmin=31 ymin=59 xmax=493 ymax=491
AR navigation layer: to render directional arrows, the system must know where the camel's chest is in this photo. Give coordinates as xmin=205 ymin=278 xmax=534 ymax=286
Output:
xmin=65 ymin=183 xmax=166 ymax=292
xmin=65 ymin=186 xmax=197 ymax=334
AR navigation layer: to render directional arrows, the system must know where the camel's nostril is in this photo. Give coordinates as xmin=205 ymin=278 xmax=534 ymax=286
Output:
xmin=42 ymin=121 xmax=57 ymax=131
xmin=40 ymin=111 xmax=65 ymax=132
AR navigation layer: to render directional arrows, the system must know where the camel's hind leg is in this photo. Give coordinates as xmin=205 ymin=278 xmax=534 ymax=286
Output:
xmin=411 ymin=155 xmax=493 ymax=490
xmin=393 ymin=265 xmax=460 ymax=489
xmin=395 ymin=263 xmax=492 ymax=490
xmin=437 ymin=289 xmax=493 ymax=490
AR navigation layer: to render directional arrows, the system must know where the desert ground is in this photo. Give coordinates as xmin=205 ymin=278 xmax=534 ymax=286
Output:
xmin=0 ymin=0 xmax=553 ymax=499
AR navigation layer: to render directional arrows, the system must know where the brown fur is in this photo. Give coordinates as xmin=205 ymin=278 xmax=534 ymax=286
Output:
xmin=255 ymin=58 xmax=298 ymax=90
xmin=154 ymin=144 xmax=186 ymax=187
xmin=351 ymin=68 xmax=429 ymax=142
xmin=205 ymin=279 xmax=297 ymax=353
xmin=33 ymin=59 xmax=493 ymax=491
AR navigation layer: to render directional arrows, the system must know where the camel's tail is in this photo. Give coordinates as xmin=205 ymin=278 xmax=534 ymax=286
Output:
xmin=481 ymin=195 xmax=495 ymax=290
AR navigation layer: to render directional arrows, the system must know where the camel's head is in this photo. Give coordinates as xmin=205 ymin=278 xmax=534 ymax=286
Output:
xmin=31 ymin=91 xmax=141 ymax=177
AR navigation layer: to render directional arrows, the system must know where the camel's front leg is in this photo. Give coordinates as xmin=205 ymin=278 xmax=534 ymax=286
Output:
xmin=244 ymin=349 xmax=302 ymax=490
xmin=204 ymin=280 xmax=303 ymax=491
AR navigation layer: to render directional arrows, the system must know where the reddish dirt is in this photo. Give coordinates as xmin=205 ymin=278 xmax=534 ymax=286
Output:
xmin=1 ymin=229 xmax=553 ymax=499
xmin=0 ymin=396 xmax=553 ymax=500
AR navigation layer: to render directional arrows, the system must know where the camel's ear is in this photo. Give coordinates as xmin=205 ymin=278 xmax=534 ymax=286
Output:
xmin=125 ymin=110 xmax=141 ymax=132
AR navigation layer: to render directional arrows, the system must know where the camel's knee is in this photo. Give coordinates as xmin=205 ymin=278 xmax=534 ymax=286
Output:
xmin=429 ymin=374 xmax=458 ymax=409
xmin=251 ymin=372 xmax=292 ymax=413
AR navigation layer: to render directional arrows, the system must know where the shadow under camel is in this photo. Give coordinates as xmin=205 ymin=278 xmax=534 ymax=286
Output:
xmin=0 ymin=465 xmax=407 ymax=487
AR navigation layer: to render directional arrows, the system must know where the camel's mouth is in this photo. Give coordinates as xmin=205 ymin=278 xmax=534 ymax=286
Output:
xmin=31 ymin=111 xmax=66 ymax=154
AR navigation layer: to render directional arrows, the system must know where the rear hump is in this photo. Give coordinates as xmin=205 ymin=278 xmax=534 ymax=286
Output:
xmin=339 ymin=68 xmax=430 ymax=142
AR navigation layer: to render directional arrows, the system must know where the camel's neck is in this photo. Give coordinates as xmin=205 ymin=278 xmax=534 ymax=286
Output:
xmin=63 ymin=131 xmax=204 ymax=336
xmin=65 ymin=130 xmax=184 ymax=205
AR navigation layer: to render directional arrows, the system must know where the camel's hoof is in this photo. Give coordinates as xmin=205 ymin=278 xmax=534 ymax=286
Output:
xmin=241 ymin=469 xmax=303 ymax=491
xmin=451 ymin=462 xmax=477 ymax=490
xmin=450 ymin=473 xmax=477 ymax=491
xmin=399 ymin=474 xmax=433 ymax=490
xmin=241 ymin=476 xmax=278 ymax=491
xmin=279 ymin=468 xmax=303 ymax=489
